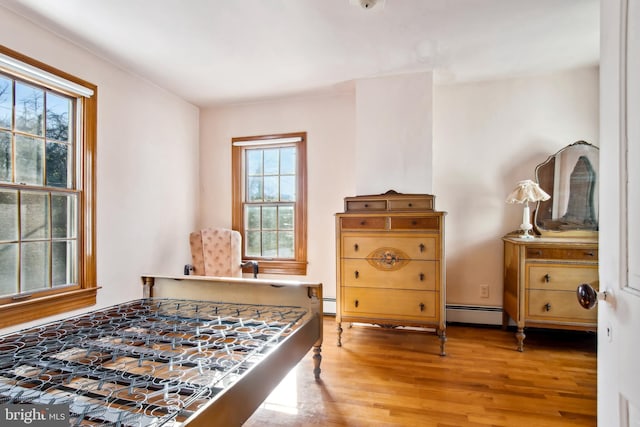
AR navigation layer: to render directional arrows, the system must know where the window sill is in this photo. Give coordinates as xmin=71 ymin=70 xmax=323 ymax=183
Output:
xmin=0 ymin=288 xmax=99 ymax=329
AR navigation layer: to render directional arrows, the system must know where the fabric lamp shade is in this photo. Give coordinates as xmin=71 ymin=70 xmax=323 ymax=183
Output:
xmin=506 ymin=180 xmax=551 ymax=204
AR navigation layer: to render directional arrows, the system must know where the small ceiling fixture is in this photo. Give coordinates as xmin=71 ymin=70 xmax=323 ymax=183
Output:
xmin=349 ymin=0 xmax=384 ymax=10
xmin=360 ymin=0 xmax=377 ymax=9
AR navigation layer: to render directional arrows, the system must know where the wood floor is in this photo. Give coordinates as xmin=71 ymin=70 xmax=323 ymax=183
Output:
xmin=244 ymin=316 xmax=596 ymax=427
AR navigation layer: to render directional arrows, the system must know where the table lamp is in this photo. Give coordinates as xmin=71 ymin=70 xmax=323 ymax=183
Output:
xmin=506 ymin=179 xmax=551 ymax=239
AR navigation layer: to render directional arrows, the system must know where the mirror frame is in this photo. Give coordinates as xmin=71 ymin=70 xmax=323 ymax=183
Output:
xmin=533 ymin=140 xmax=599 ymax=238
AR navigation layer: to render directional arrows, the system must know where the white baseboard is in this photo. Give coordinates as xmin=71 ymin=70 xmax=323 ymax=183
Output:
xmin=446 ymin=305 xmax=503 ymax=326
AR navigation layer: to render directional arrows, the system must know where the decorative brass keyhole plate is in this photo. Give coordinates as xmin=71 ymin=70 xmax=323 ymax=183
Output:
xmin=367 ymin=247 xmax=409 ymax=271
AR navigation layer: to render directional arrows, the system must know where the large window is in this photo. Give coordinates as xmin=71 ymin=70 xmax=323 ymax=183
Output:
xmin=0 ymin=46 xmax=97 ymax=328
xmin=232 ymin=132 xmax=307 ymax=275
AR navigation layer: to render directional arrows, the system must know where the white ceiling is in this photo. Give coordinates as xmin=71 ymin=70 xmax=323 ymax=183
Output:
xmin=0 ymin=0 xmax=600 ymax=107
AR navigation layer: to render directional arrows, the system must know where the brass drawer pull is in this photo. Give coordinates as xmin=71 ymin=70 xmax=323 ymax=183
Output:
xmin=419 ymin=243 xmax=425 ymax=252
xmin=354 ymin=243 xmax=359 ymax=252
xmin=354 ymin=270 xmax=359 ymax=279
xmin=584 ymin=251 xmax=595 ymax=257
xmin=419 ymin=273 xmax=425 ymax=281
xmin=411 ymin=220 xmax=418 ymax=225
xmin=544 ymin=303 xmax=552 ymax=312
xmin=355 ymin=299 xmax=359 ymax=308
xmin=419 ymin=303 xmax=425 ymax=312
xmin=544 ymin=274 xmax=551 ymax=283
xmin=408 ymin=203 xmax=413 ymax=207
xmin=360 ymin=220 xmax=366 ymax=225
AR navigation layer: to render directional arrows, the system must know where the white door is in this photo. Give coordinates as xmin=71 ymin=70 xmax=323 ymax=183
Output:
xmin=599 ymin=0 xmax=640 ymax=425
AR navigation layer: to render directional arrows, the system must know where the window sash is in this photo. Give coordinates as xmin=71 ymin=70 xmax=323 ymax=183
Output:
xmin=232 ymin=132 xmax=307 ymax=275
xmin=0 ymin=45 xmax=97 ymax=327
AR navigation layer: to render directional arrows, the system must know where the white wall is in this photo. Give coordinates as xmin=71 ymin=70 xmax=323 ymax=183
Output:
xmin=433 ymin=66 xmax=599 ymax=307
xmin=199 ymin=67 xmax=599 ymax=314
xmin=199 ymin=91 xmax=356 ymax=300
xmin=0 ymin=6 xmax=200 ymax=333
xmin=355 ymin=72 xmax=434 ymax=194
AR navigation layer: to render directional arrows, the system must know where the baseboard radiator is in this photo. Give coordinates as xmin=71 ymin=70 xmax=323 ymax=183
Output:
xmin=323 ymin=299 xmax=502 ymax=326
xmin=446 ymin=304 xmax=503 ymax=326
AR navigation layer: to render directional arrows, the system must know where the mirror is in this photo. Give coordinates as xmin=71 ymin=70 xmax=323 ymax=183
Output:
xmin=534 ymin=141 xmax=599 ymax=236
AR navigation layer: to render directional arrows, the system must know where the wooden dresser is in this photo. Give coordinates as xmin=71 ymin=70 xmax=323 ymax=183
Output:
xmin=335 ymin=192 xmax=447 ymax=355
xmin=502 ymin=235 xmax=598 ymax=351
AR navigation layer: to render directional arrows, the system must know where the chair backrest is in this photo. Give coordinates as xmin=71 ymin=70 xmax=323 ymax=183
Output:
xmin=189 ymin=228 xmax=243 ymax=277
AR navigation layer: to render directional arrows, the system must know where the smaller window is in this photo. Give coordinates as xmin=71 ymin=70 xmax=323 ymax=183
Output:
xmin=232 ymin=132 xmax=307 ymax=275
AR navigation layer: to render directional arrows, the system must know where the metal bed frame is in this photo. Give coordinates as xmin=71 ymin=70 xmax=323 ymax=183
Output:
xmin=0 ymin=275 xmax=323 ymax=426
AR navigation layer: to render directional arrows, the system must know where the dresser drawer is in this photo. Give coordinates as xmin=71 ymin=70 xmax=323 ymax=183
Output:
xmin=388 ymin=197 xmax=434 ymax=211
xmin=345 ymin=200 xmax=387 ymax=211
xmin=341 ymin=287 xmax=437 ymax=321
xmin=340 ymin=216 xmax=387 ymax=230
xmin=526 ymin=247 xmax=598 ymax=261
xmin=342 ymin=259 xmax=437 ymax=290
xmin=389 ymin=216 xmax=440 ymax=230
xmin=527 ymin=265 xmax=599 ymax=291
xmin=527 ymin=290 xmax=598 ymax=323
xmin=342 ymin=235 xmax=437 ymax=260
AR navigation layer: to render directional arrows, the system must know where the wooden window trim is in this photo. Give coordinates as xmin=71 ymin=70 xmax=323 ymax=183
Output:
xmin=0 ymin=45 xmax=97 ymax=328
xmin=232 ymin=132 xmax=307 ymax=275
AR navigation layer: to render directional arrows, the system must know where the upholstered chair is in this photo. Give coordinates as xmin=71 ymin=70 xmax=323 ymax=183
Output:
xmin=188 ymin=228 xmax=258 ymax=277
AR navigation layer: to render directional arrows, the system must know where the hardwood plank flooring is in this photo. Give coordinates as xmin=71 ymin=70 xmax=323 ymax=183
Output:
xmin=244 ymin=316 xmax=596 ymax=427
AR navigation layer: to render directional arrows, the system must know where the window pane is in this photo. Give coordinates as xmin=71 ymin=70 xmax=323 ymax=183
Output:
xmin=246 ymin=231 xmax=261 ymax=257
xmin=278 ymin=231 xmax=294 ymax=258
xmin=0 ymin=131 xmax=11 ymax=183
xmin=262 ymin=206 xmax=277 ymax=229
xmin=246 ymin=205 xmax=261 ymax=230
xmin=0 ymin=76 xmax=12 ymax=129
xmin=21 ymin=192 xmax=49 ymax=240
xmin=278 ymin=205 xmax=294 ymax=230
xmin=280 ymin=176 xmax=295 ymax=201
xmin=246 ymin=149 xmax=262 ymax=175
xmin=280 ymin=147 xmax=296 ymax=175
xmin=264 ymin=176 xmax=278 ymax=201
xmin=264 ymin=148 xmax=279 ymax=175
xmin=21 ymin=241 xmax=50 ymax=292
xmin=52 ymin=194 xmax=76 ymax=238
xmin=46 ymin=141 xmax=69 ymax=188
xmin=0 ymin=243 xmax=18 ymax=296
xmin=247 ymin=176 xmax=263 ymax=202
xmin=16 ymin=135 xmax=43 ymax=185
xmin=52 ymin=240 xmax=76 ymax=286
xmin=15 ymin=82 xmax=44 ymax=136
xmin=46 ymin=92 xmax=70 ymax=142
xmin=262 ymin=231 xmax=277 ymax=257
xmin=0 ymin=189 xmax=18 ymax=241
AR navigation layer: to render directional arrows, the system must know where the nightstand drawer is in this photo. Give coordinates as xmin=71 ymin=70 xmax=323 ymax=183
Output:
xmin=340 ymin=216 xmax=387 ymax=230
xmin=390 ymin=216 xmax=440 ymax=230
xmin=526 ymin=247 xmax=598 ymax=261
xmin=342 ymin=287 xmax=437 ymax=320
xmin=342 ymin=259 xmax=437 ymax=290
xmin=342 ymin=235 xmax=437 ymax=260
xmin=527 ymin=290 xmax=598 ymax=323
xmin=527 ymin=265 xmax=599 ymax=291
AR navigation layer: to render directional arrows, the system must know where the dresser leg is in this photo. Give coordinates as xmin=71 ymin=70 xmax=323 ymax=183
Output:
xmin=438 ymin=329 xmax=447 ymax=356
xmin=516 ymin=327 xmax=526 ymax=352
xmin=337 ymin=322 xmax=343 ymax=347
